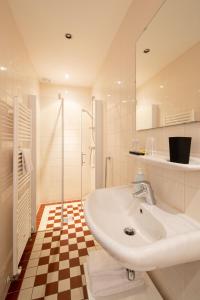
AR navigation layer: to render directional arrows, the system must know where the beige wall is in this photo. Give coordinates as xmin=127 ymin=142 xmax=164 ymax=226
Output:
xmin=0 ymin=0 xmax=39 ymax=298
xmin=93 ymin=0 xmax=200 ymax=299
xmin=39 ymin=83 xmax=91 ymax=203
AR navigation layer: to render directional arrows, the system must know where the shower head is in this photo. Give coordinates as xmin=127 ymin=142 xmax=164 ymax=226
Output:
xmin=82 ymin=109 xmax=93 ymax=119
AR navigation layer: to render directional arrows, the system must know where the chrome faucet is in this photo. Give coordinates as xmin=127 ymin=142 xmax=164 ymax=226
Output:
xmin=132 ymin=180 xmax=156 ymax=205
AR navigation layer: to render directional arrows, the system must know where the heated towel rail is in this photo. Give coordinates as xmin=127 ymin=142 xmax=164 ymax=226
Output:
xmin=13 ymin=98 xmax=32 ymax=277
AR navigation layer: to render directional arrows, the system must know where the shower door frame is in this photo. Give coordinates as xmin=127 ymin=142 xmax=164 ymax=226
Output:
xmin=80 ymin=109 xmax=93 ymax=204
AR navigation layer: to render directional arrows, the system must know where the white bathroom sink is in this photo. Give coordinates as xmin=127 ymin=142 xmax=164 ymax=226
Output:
xmin=84 ymin=185 xmax=200 ymax=271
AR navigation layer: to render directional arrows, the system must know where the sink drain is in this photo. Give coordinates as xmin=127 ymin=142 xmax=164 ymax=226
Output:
xmin=124 ymin=227 xmax=136 ymax=236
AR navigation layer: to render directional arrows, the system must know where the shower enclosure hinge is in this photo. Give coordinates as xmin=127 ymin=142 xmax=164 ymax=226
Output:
xmin=10 ymin=266 xmax=22 ymax=282
xmin=31 ymin=225 xmax=35 ymax=233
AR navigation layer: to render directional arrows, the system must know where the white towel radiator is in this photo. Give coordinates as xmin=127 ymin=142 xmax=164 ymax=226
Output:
xmin=164 ymin=109 xmax=200 ymax=126
xmin=13 ymin=98 xmax=32 ymax=277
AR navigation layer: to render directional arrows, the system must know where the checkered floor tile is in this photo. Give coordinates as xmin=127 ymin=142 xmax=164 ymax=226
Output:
xmin=38 ymin=201 xmax=85 ymax=231
xmin=6 ymin=200 xmax=101 ymax=300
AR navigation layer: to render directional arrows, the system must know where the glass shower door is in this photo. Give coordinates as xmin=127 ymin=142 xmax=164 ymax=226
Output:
xmin=81 ymin=109 xmax=92 ymax=202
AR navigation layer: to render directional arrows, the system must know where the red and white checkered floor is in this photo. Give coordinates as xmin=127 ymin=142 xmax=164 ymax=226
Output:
xmin=6 ymin=200 xmax=101 ymax=300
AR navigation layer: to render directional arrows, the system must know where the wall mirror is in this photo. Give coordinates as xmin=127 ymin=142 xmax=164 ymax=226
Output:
xmin=136 ymin=0 xmax=200 ymax=130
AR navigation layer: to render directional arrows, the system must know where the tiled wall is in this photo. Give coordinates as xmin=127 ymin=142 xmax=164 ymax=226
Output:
xmin=0 ymin=0 xmax=39 ymax=298
xmin=39 ymin=83 xmax=92 ymax=203
xmin=93 ymin=0 xmax=200 ymax=299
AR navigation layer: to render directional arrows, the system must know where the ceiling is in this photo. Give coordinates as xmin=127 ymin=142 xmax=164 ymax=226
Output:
xmin=8 ymin=0 xmax=133 ymax=87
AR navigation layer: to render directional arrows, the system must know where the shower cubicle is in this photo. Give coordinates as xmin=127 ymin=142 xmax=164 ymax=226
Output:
xmin=58 ymin=95 xmax=103 ymax=226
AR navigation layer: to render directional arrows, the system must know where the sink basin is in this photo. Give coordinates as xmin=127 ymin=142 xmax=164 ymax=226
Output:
xmin=84 ymin=185 xmax=200 ymax=271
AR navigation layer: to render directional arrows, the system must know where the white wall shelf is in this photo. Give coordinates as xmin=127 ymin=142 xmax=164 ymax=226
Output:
xmin=129 ymin=153 xmax=200 ymax=171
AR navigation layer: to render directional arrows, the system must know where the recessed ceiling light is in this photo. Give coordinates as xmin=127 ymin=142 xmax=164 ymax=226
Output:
xmin=117 ymin=80 xmax=122 ymax=85
xmin=65 ymin=73 xmax=69 ymax=80
xmin=107 ymin=94 xmax=111 ymax=97
xmin=160 ymin=84 xmax=164 ymax=89
xmin=65 ymin=33 xmax=72 ymax=39
xmin=0 ymin=66 xmax=7 ymax=71
xmin=143 ymin=48 xmax=150 ymax=54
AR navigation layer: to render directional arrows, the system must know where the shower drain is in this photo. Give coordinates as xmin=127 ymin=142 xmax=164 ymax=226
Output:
xmin=63 ymin=215 xmax=74 ymax=224
xmin=124 ymin=227 xmax=136 ymax=236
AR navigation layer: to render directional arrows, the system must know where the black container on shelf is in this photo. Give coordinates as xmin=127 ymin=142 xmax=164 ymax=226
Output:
xmin=169 ymin=137 xmax=192 ymax=164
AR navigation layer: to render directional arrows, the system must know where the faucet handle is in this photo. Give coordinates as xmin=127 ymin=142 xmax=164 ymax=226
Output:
xmin=131 ymin=180 xmax=156 ymax=205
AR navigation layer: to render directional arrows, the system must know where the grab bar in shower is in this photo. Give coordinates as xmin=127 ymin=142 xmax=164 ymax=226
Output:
xmin=105 ymin=156 xmax=111 ymax=187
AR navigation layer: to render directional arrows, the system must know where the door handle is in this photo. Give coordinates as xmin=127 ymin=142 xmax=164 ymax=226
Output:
xmin=81 ymin=153 xmax=86 ymax=165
